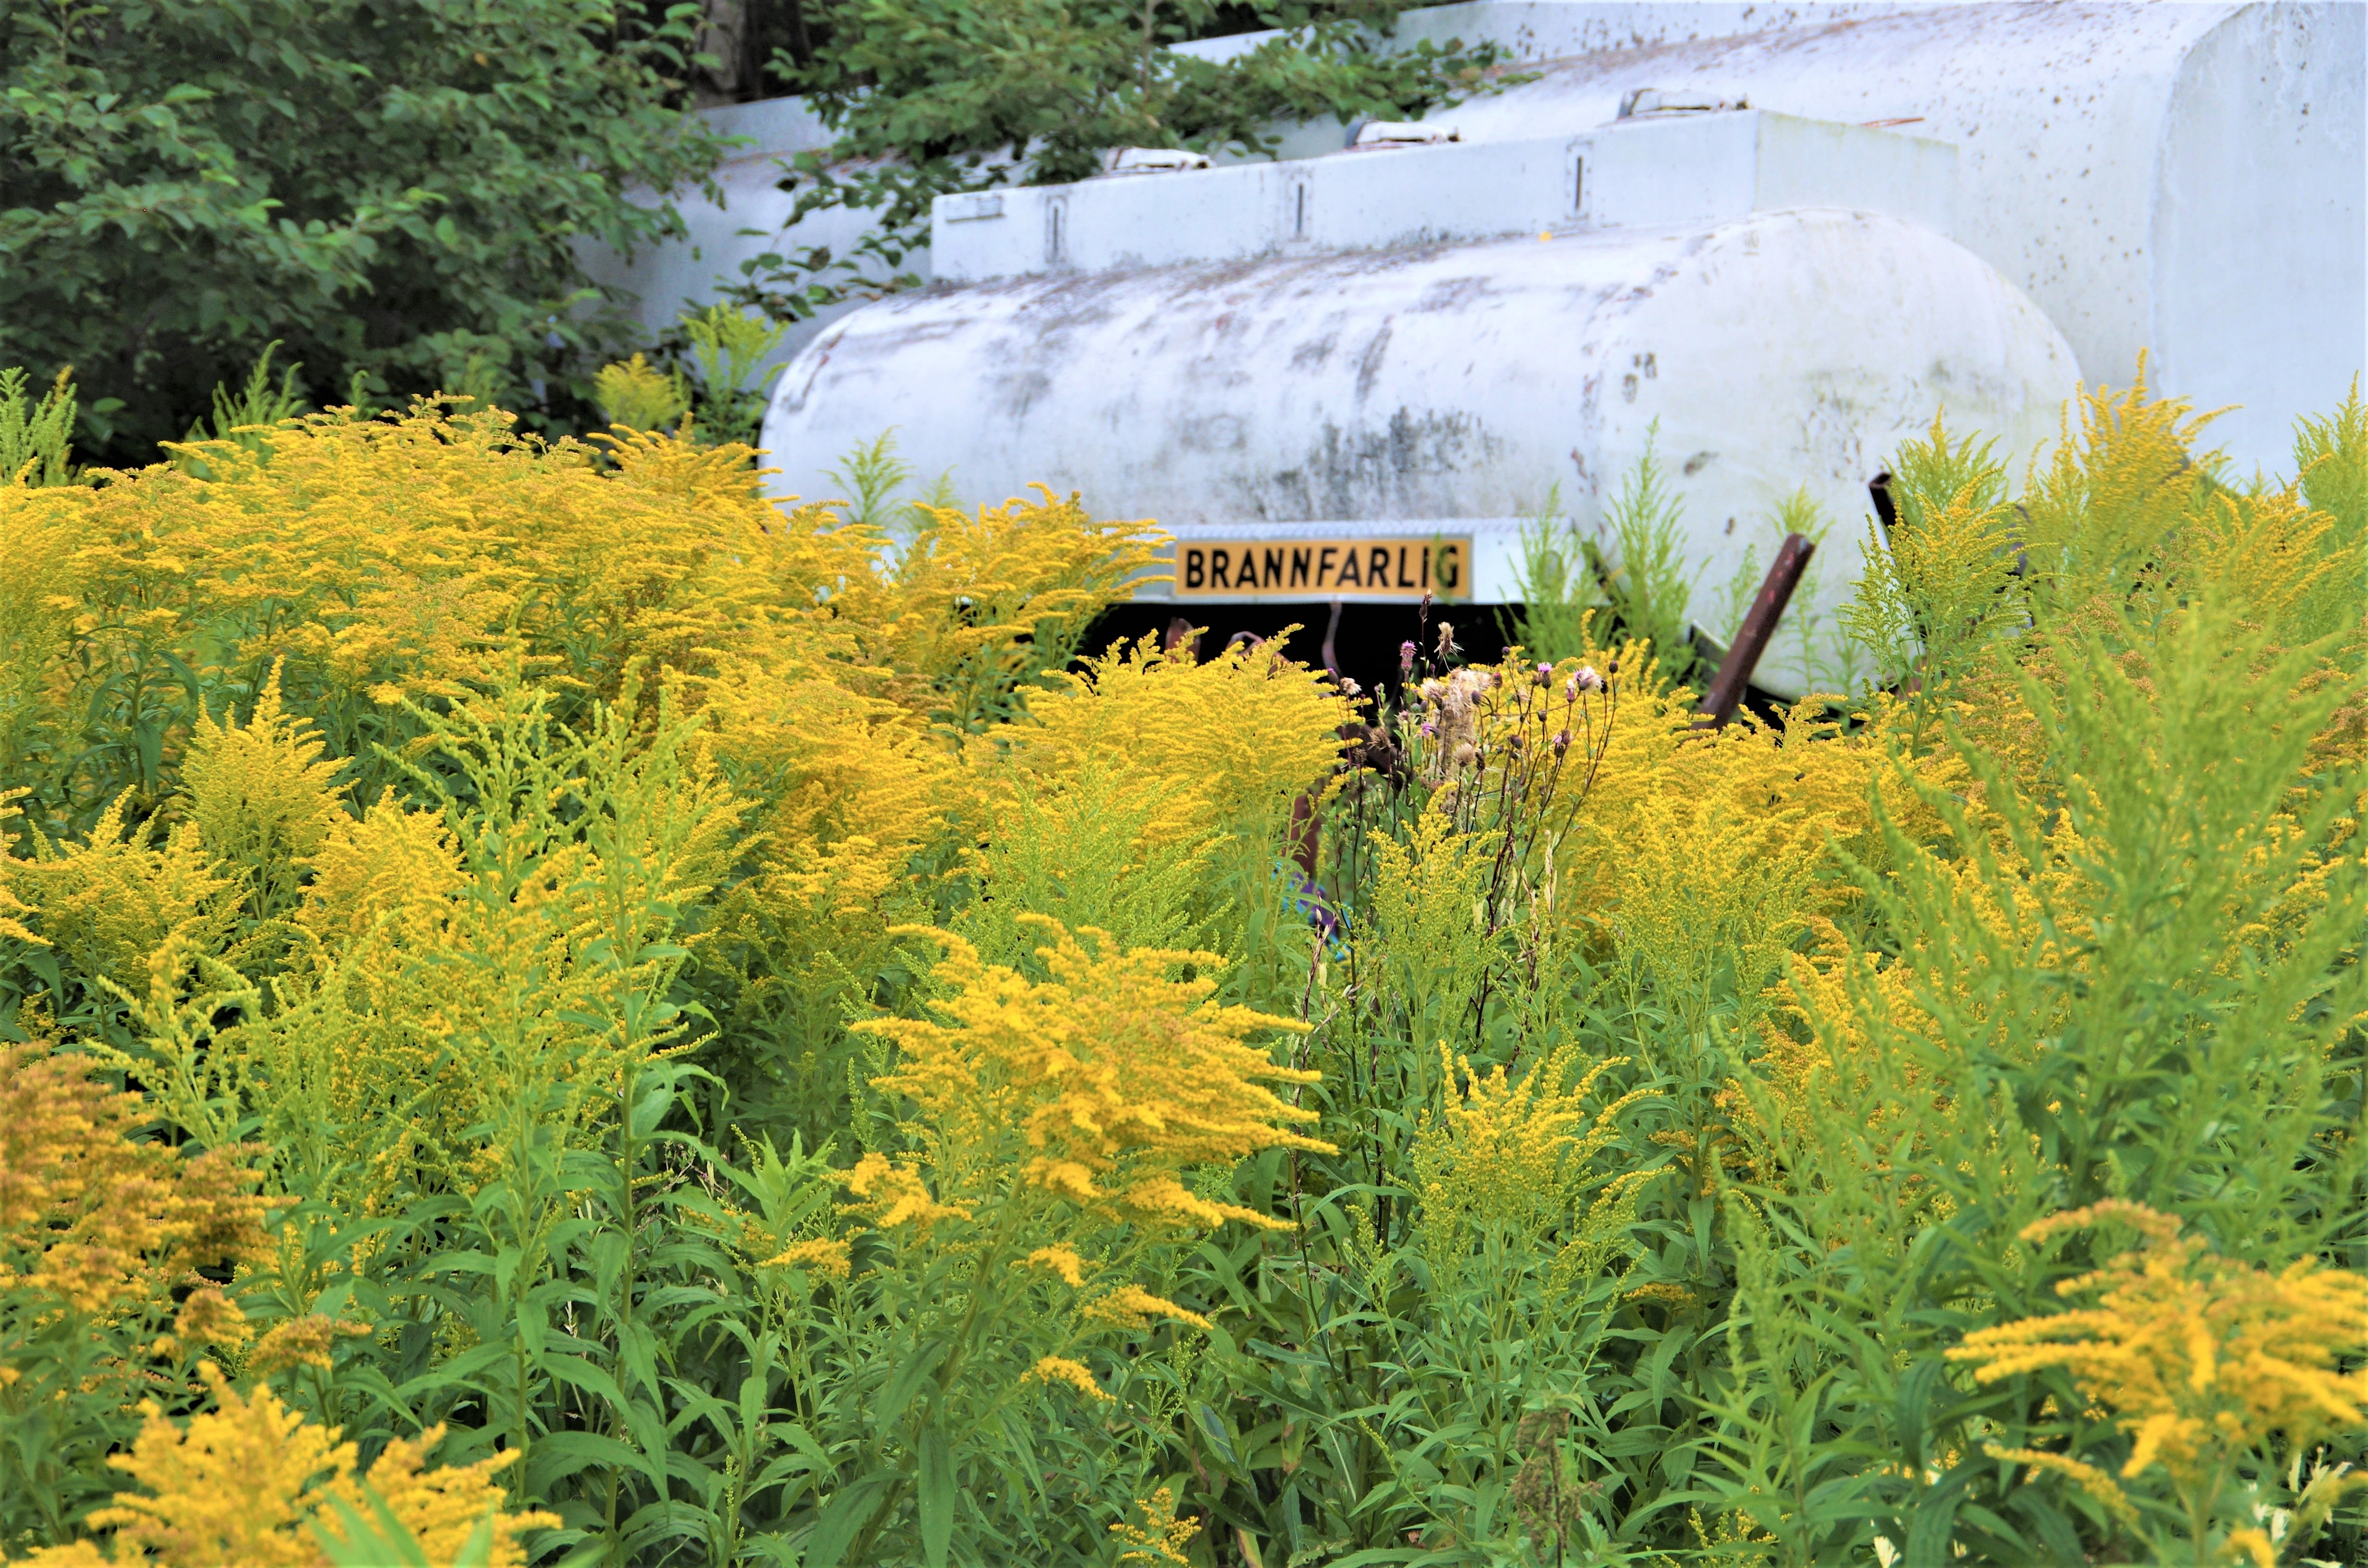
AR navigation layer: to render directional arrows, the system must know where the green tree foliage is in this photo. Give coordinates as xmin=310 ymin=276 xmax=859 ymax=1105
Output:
xmin=0 ymin=0 xmax=729 ymax=464
xmin=726 ymin=0 xmax=1505 ymax=317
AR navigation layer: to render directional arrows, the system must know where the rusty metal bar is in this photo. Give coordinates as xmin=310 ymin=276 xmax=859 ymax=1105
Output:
xmin=1695 ymin=531 xmax=1815 ymax=729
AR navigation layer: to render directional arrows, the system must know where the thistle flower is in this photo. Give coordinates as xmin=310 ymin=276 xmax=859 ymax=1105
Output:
xmin=1534 ymin=661 xmax=1553 ymax=686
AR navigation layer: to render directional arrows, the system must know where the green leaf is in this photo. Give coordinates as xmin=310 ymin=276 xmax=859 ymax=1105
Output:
xmin=918 ymin=1425 xmax=953 ymax=1568
xmin=802 ymin=1473 xmax=895 ymax=1568
xmin=876 ymin=1339 xmax=949 ymax=1434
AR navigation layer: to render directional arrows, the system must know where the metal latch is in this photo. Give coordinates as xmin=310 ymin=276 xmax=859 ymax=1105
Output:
xmin=942 ymin=193 xmax=1005 ymax=221
xmin=1103 ymin=147 xmax=1214 ymax=175
xmin=1348 ymin=121 xmax=1463 ymax=150
xmin=1617 ymin=87 xmax=1749 ymax=118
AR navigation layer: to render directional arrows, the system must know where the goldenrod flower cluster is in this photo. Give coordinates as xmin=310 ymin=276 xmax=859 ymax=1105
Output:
xmin=19 ymin=1363 xmax=555 ymax=1566
xmin=0 ymin=401 xmax=1160 ymax=829
xmin=0 ymin=1042 xmax=271 ymax=1335
xmin=1109 ymin=1486 xmax=1201 ymax=1565
xmin=857 ymin=918 xmax=1331 ymax=1234
xmin=1414 ymin=1039 xmax=1649 ymax=1290
xmin=1950 ymin=1203 xmax=2368 ymax=1494
xmin=1415 ymin=1041 xmax=1643 ymax=1243
xmin=996 ymin=632 xmax=1349 ymax=855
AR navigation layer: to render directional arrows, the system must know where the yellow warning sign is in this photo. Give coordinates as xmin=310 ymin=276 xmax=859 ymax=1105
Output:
xmin=1172 ymin=537 xmax=1470 ymax=599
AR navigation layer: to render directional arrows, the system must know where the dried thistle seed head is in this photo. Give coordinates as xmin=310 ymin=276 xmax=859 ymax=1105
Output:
xmin=1568 ymin=665 xmax=1603 ymax=697
xmin=1436 ymin=621 xmax=1455 ymax=659
xmin=1452 ymin=742 xmax=1479 ymax=767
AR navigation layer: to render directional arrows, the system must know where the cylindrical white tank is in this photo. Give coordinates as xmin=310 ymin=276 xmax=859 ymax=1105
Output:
xmin=763 ymin=207 xmax=2076 ymax=696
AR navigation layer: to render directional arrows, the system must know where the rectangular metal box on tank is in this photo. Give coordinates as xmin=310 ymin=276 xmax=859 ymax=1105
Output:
xmin=751 ymin=1 xmax=2363 ymax=697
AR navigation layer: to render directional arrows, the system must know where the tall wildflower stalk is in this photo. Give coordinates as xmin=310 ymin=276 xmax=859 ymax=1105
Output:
xmin=0 ymin=368 xmax=2359 ymax=1567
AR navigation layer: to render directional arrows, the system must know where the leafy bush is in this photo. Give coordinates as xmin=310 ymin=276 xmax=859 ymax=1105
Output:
xmin=0 ymin=0 xmax=727 ymax=465
xmin=0 ymin=373 xmax=2361 ymax=1568
xmin=728 ymin=0 xmax=1507 ymax=318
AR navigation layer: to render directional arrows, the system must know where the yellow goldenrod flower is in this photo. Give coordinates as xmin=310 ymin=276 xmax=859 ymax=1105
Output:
xmin=1083 ymin=1283 xmax=1213 ymax=1332
xmin=760 ymin=1237 xmax=854 ymax=1279
xmin=1415 ymin=1040 xmax=1647 ymax=1261
xmin=0 ymin=795 xmax=236 ymax=1011
xmin=590 ymin=353 xmax=690 ymax=433
xmin=2222 ymin=1527 xmax=2277 ymax=1568
xmin=1976 ymin=1445 xmax=2140 ymax=1527
xmin=1110 ymin=1486 xmax=1201 ymax=1565
xmin=844 ymin=1152 xmax=975 ymax=1237
xmin=999 ymin=632 xmax=1349 ymax=853
xmin=179 ymin=659 xmax=347 ymax=922
xmin=86 ymin=1363 xmax=357 ymax=1566
xmin=315 ymin=1425 xmax=559 ymax=1568
xmin=0 ymin=1043 xmax=272 ymax=1322
xmin=247 ymin=1314 xmax=372 ymax=1377
xmin=67 ymin=1362 xmax=557 ymax=1567
xmin=1023 ymin=1355 xmax=1112 ymax=1402
xmin=1951 ymin=1202 xmax=2368 ymax=1529
xmin=857 ymin=918 xmax=1330 ymax=1233
xmin=1019 ymin=1244 xmax=1091 ymax=1287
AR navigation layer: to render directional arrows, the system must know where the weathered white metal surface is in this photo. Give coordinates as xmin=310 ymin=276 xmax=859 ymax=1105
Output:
xmin=1169 ymin=3 xmax=1948 ymax=68
xmin=764 ymin=208 xmax=2079 ymax=697
xmin=584 ymin=1 xmax=2359 ymax=687
xmin=624 ymin=4 xmax=2360 ymax=473
xmin=575 ymin=98 xmax=889 ymax=382
xmin=1377 ymin=1 xmax=2363 ymax=470
xmin=931 ymin=110 xmax=1956 ymax=282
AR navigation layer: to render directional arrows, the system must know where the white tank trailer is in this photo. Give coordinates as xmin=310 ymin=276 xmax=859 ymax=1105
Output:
xmin=593 ymin=2 xmax=2366 ymax=698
